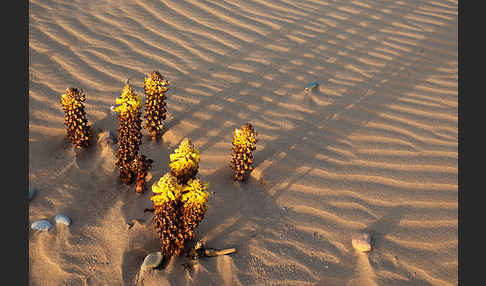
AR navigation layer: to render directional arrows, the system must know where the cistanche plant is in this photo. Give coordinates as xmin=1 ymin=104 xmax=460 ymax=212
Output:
xmin=231 ymin=123 xmax=257 ymax=182
xmin=143 ymin=71 xmax=169 ymax=141
xmin=180 ymin=178 xmax=210 ymax=242
xmin=151 ymin=173 xmax=185 ymax=257
xmin=60 ymin=87 xmax=90 ymax=148
xmin=114 ymin=82 xmax=152 ymax=190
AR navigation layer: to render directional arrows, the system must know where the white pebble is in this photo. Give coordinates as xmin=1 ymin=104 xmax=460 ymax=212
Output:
xmin=31 ymin=220 xmax=52 ymax=231
xmin=110 ymin=106 xmax=118 ymax=116
xmin=141 ymin=252 xmax=164 ymax=270
xmin=54 ymin=214 xmax=72 ymax=226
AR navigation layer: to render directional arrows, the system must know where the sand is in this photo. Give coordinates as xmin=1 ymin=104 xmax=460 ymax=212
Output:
xmin=29 ymin=0 xmax=458 ymax=285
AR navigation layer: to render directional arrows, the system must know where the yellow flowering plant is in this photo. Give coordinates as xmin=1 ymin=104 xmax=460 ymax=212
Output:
xmin=115 ymin=82 xmax=149 ymax=188
xmin=143 ymin=71 xmax=169 ymax=141
xmin=60 ymin=87 xmax=90 ymax=148
xmin=231 ymin=123 xmax=257 ymax=182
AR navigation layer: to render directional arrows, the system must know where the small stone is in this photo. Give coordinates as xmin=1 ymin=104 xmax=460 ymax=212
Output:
xmin=352 ymin=233 xmax=372 ymax=252
xmin=31 ymin=220 xmax=52 ymax=231
xmin=305 ymin=81 xmax=319 ymax=90
xmin=141 ymin=252 xmax=164 ymax=270
xmin=54 ymin=214 xmax=72 ymax=226
xmin=110 ymin=106 xmax=119 ymax=118
xmin=29 ymin=187 xmax=36 ymax=201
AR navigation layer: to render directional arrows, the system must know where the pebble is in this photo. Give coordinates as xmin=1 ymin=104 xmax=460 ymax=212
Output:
xmin=141 ymin=252 xmax=164 ymax=270
xmin=54 ymin=214 xmax=72 ymax=226
xmin=352 ymin=233 xmax=372 ymax=253
xmin=31 ymin=220 xmax=52 ymax=231
xmin=29 ymin=187 xmax=36 ymax=201
xmin=305 ymin=81 xmax=319 ymax=90
xmin=110 ymin=106 xmax=118 ymax=116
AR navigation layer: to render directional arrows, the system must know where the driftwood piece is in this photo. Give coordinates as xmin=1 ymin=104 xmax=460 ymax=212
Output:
xmin=204 ymin=248 xmax=237 ymax=257
xmin=187 ymin=241 xmax=237 ymax=260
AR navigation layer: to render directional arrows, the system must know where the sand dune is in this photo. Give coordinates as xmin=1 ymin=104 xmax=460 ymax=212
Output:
xmin=29 ymin=0 xmax=458 ymax=285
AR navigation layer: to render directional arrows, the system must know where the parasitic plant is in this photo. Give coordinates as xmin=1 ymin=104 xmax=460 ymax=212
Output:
xmin=231 ymin=123 xmax=257 ymax=182
xmin=143 ymin=71 xmax=169 ymax=141
xmin=114 ymin=82 xmax=148 ymax=187
xmin=60 ymin=88 xmax=90 ymax=148
xmin=151 ymin=173 xmax=186 ymax=257
xmin=180 ymin=178 xmax=210 ymax=242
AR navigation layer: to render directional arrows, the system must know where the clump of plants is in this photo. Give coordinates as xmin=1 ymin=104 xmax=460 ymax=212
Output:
xmin=60 ymin=87 xmax=90 ymax=148
xmin=150 ymin=138 xmax=210 ymax=259
xmin=114 ymin=82 xmax=152 ymax=192
xmin=231 ymin=123 xmax=257 ymax=182
xmin=143 ymin=71 xmax=169 ymax=141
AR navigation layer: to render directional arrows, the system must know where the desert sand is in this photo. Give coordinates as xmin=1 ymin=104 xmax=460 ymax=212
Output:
xmin=29 ymin=0 xmax=458 ymax=285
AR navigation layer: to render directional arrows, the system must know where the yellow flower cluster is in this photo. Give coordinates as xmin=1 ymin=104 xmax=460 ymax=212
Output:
xmin=169 ymin=138 xmax=200 ymax=177
xmin=114 ymin=84 xmax=142 ymax=116
xmin=60 ymin=88 xmax=86 ymax=108
xmin=181 ymin=178 xmax=210 ymax=208
xmin=150 ymin=173 xmax=182 ymax=206
xmin=144 ymin=75 xmax=168 ymax=97
xmin=232 ymin=126 xmax=257 ymax=150
xmin=150 ymin=173 xmax=210 ymax=209
xmin=61 ymin=94 xmax=76 ymax=108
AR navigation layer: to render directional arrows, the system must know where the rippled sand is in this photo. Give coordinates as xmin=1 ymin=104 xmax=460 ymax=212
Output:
xmin=29 ymin=0 xmax=458 ymax=285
